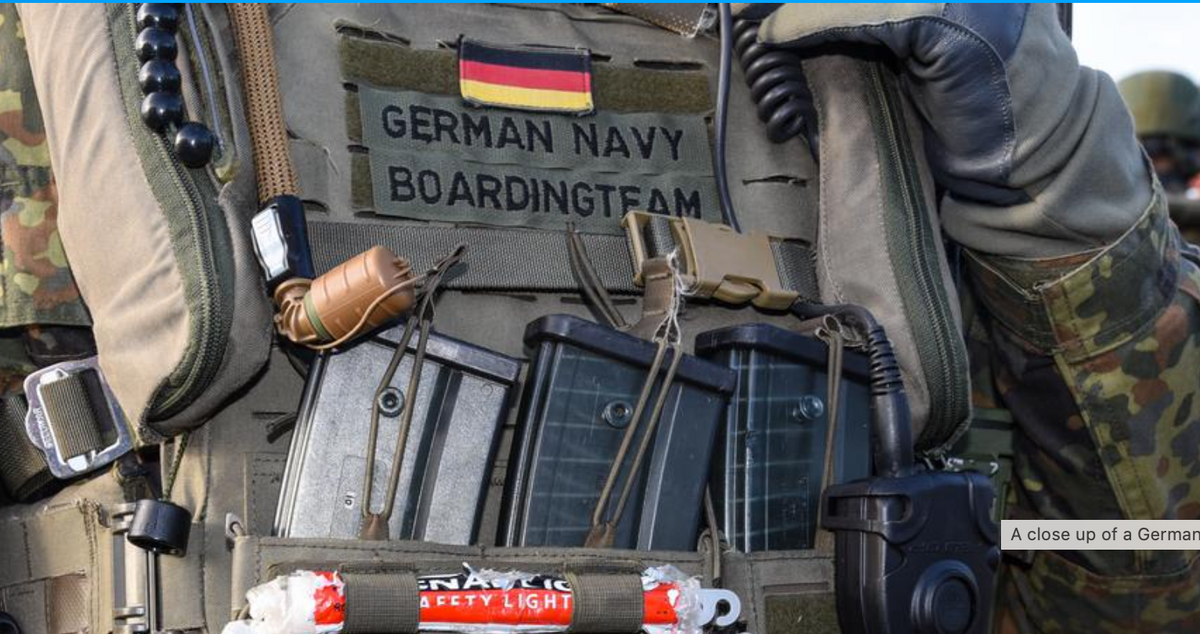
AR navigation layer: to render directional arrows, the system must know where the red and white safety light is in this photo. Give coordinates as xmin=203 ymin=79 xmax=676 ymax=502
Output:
xmin=223 ymin=565 xmax=741 ymax=634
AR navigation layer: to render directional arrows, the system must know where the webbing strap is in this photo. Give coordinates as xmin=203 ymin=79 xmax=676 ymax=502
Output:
xmin=40 ymin=372 xmax=106 ymax=458
xmin=308 ymin=219 xmax=819 ymax=298
xmin=308 ymin=221 xmax=639 ymax=292
xmin=340 ymin=568 xmax=421 ymax=634
xmin=0 ymin=394 xmax=54 ymax=502
xmin=565 ymin=569 xmax=645 ymax=633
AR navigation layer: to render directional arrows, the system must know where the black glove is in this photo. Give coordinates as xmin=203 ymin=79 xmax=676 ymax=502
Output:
xmin=756 ymin=3 xmax=1151 ymax=257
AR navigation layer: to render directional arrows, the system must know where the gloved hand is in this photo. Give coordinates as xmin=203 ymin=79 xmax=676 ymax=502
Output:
xmin=753 ymin=3 xmax=1152 ymax=258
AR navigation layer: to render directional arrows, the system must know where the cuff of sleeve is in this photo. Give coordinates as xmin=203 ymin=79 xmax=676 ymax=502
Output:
xmin=964 ymin=186 xmax=1180 ymax=361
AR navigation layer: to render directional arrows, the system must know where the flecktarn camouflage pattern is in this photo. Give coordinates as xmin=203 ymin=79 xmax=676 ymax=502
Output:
xmin=966 ymin=188 xmax=1200 ymax=633
xmin=0 ymin=5 xmax=91 ymax=393
xmin=0 ymin=4 xmax=87 ymax=329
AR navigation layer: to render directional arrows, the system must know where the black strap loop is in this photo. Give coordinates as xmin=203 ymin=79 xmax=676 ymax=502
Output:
xmin=0 ymin=395 xmax=55 ymax=502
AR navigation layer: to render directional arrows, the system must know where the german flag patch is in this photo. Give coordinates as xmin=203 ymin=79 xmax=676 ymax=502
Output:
xmin=458 ymin=38 xmax=594 ymax=115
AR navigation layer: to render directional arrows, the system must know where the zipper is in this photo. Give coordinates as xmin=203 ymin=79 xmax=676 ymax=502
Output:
xmin=866 ymin=63 xmax=971 ymax=453
xmin=116 ymin=5 xmax=234 ymax=420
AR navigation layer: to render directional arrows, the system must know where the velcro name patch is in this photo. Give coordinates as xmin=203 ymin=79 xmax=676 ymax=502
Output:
xmin=355 ymin=85 xmax=719 ymax=234
xmin=459 ymin=38 xmax=594 ymax=115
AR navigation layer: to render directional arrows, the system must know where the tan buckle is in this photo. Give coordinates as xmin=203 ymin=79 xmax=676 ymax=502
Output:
xmin=622 ymin=211 xmax=798 ymax=310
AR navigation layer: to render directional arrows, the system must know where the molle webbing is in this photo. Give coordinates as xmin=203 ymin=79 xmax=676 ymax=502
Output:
xmin=308 ymin=220 xmax=639 ymax=292
xmin=229 ymin=3 xmax=297 ymax=201
xmin=338 ymin=34 xmax=713 ymax=121
xmin=307 ymin=217 xmax=819 ymax=300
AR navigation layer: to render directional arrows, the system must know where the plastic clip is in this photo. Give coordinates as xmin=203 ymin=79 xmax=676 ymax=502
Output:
xmin=251 ymin=194 xmax=315 ymax=290
xmin=622 ymin=211 xmax=798 ymax=310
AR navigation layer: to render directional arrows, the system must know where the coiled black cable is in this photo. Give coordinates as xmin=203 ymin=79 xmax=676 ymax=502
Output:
xmin=733 ymin=18 xmax=815 ymax=146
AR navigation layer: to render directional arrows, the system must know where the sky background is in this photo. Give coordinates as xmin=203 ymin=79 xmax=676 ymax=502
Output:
xmin=1074 ymin=4 xmax=1199 ymax=84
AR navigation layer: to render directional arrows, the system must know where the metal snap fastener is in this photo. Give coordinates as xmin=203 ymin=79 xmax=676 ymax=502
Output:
xmin=377 ymin=388 xmax=405 ymax=418
xmin=602 ymin=400 xmax=634 ymax=428
xmin=792 ymin=395 xmax=825 ymax=422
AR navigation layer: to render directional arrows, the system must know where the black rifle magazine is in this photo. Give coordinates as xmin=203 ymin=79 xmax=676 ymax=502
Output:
xmin=275 ymin=323 xmax=520 ymax=544
xmin=500 ymin=314 xmax=734 ymax=550
xmin=696 ymin=323 xmax=872 ymax=552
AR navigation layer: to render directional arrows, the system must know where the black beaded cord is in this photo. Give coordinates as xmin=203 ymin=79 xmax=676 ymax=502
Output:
xmin=136 ymin=4 xmax=215 ymax=169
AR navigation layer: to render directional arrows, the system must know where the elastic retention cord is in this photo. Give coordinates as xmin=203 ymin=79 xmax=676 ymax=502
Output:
xmin=584 ymin=340 xmax=682 ymax=548
xmin=814 ymin=316 xmax=844 ymax=552
xmin=586 ymin=259 xmax=687 ymax=548
xmin=228 ymin=3 xmax=297 ymax=201
xmin=359 ymin=246 xmax=466 ymax=540
xmin=702 ymin=486 xmax=723 ymax=585
xmin=792 ymin=302 xmax=913 ymax=478
xmin=161 ymin=431 xmax=190 ymax=501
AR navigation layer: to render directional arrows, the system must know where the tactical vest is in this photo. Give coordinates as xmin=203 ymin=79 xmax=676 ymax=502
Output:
xmin=0 ymin=5 xmax=1005 ymax=634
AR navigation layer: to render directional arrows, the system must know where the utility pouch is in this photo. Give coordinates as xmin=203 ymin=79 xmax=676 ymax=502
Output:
xmin=275 ymin=323 xmax=520 ymax=544
xmin=500 ymin=315 xmax=734 ymax=551
xmin=804 ymin=56 xmax=972 ymax=454
xmin=696 ymin=323 xmax=872 ymax=552
xmin=18 ymin=4 xmax=272 ymax=440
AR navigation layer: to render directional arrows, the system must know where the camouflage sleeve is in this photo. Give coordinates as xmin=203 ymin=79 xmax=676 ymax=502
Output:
xmin=965 ymin=188 xmax=1200 ymax=633
xmin=0 ymin=3 xmax=88 ymax=330
xmin=0 ymin=4 xmax=94 ymax=393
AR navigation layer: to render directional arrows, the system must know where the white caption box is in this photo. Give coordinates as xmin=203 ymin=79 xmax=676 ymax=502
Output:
xmin=1002 ymin=520 xmax=1200 ymax=550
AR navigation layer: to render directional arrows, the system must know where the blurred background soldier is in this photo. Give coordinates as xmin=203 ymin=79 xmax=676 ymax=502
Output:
xmin=1118 ymin=70 xmax=1200 ymax=240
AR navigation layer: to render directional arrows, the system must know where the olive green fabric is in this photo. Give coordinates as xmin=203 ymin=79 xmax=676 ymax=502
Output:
xmin=1118 ymin=70 xmax=1200 ymax=142
xmin=344 ymin=39 xmax=719 ymax=234
xmin=353 ymin=87 xmax=714 ymax=174
xmin=565 ymin=567 xmax=645 ymax=633
xmin=0 ymin=394 xmax=53 ymax=502
xmin=41 ymin=372 xmax=106 ymax=457
xmin=0 ymin=481 xmax=124 ymax=634
xmin=765 ymin=593 xmax=839 ymax=634
xmin=340 ymin=34 xmax=713 ymax=119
